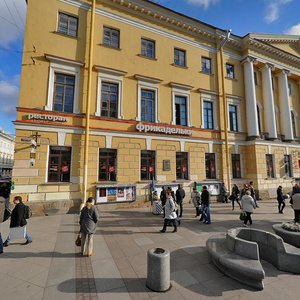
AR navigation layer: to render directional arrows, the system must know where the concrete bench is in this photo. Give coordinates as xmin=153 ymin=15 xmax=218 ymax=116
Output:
xmin=272 ymin=224 xmax=300 ymax=248
xmin=206 ymin=227 xmax=300 ymax=290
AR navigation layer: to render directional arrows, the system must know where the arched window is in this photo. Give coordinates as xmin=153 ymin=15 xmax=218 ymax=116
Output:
xmin=291 ymin=111 xmax=296 ymax=138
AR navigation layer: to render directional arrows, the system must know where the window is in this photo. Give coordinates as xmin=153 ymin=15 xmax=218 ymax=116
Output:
xmin=291 ymin=111 xmax=297 ymax=138
xmin=99 ymin=149 xmax=117 ymax=181
xmin=141 ymin=150 xmax=155 ymax=180
xmin=53 ymin=73 xmax=75 ymax=113
xmin=48 ymin=146 xmax=71 ymax=182
xmin=100 ymin=82 xmax=118 ymax=118
xmin=203 ymin=100 xmax=214 ymax=129
xmin=257 ymin=105 xmax=262 ymax=134
xmin=254 ymin=71 xmax=258 ymax=86
xmin=288 ymin=83 xmax=292 ymax=96
xmin=174 ymin=48 xmax=186 ymax=67
xmin=58 ymin=12 xmax=78 ymax=37
xmin=226 ymin=63 xmax=235 ymax=79
xmin=266 ymin=154 xmax=275 ymax=178
xmin=141 ymin=38 xmax=155 ymax=58
xmin=201 ymin=57 xmax=211 ymax=74
xmin=284 ymin=155 xmax=292 ymax=177
xmin=176 ymin=152 xmax=188 ymax=180
xmin=175 ymin=96 xmax=187 ymax=126
xmin=141 ymin=89 xmax=155 ymax=122
xmin=232 ymin=154 xmax=241 ymax=178
xmin=229 ymin=104 xmax=238 ymax=132
xmin=271 ymin=77 xmax=275 ymax=90
xmin=103 ymin=26 xmax=120 ymax=48
xmin=205 ymin=153 xmax=216 ymax=179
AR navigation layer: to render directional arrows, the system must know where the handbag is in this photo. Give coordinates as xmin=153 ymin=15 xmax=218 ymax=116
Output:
xmin=9 ymin=226 xmax=26 ymax=240
xmin=75 ymin=234 xmax=81 ymax=247
xmin=239 ymin=211 xmax=246 ymax=221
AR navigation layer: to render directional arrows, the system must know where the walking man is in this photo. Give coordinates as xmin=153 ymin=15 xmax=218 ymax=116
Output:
xmin=175 ymin=184 xmax=185 ymax=218
xmin=200 ymin=186 xmax=211 ymax=224
xmin=220 ymin=182 xmax=228 ymax=203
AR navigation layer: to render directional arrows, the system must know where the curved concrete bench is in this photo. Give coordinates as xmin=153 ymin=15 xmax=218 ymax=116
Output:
xmin=206 ymin=227 xmax=300 ymax=290
xmin=272 ymin=224 xmax=300 ymax=248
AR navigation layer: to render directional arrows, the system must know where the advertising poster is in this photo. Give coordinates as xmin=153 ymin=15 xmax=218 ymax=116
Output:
xmin=96 ymin=186 xmax=136 ymax=204
xmin=97 ymin=188 xmax=107 ymax=203
xmin=117 ymin=188 xmax=125 ymax=201
xmin=107 ymin=188 xmax=117 ymax=201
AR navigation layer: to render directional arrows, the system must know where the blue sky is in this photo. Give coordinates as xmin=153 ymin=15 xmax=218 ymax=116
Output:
xmin=0 ymin=0 xmax=300 ymax=136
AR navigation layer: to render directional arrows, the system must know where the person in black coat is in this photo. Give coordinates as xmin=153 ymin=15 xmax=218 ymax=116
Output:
xmin=160 ymin=186 xmax=167 ymax=218
xmin=200 ymin=186 xmax=211 ymax=224
xmin=175 ymin=184 xmax=185 ymax=218
xmin=276 ymin=185 xmax=285 ymax=214
xmin=3 ymin=196 xmax=32 ymax=246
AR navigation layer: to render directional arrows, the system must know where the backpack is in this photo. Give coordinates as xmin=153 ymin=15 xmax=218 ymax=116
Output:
xmin=24 ymin=205 xmax=32 ymax=219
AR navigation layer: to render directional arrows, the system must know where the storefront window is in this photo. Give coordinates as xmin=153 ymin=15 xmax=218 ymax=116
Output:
xmin=205 ymin=153 xmax=216 ymax=179
xmin=99 ymin=149 xmax=117 ymax=181
xmin=141 ymin=150 xmax=155 ymax=180
xmin=48 ymin=146 xmax=71 ymax=182
xmin=176 ymin=152 xmax=188 ymax=180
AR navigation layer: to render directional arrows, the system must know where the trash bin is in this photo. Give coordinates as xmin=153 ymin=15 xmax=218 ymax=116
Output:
xmin=146 ymin=247 xmax=170 ymax=292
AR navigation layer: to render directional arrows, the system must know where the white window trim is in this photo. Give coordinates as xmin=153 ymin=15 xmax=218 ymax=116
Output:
xmin=46 ymin=62 xmax=80 ymax=113
xmin=201 ymin=94 xmax=218 ymax=130
xmin=172 ymin=87 xmax=191 ymax=127
xmin=227 ymin=98 xmax=242 ymax=132
xmin=136 ymin=80 xmax=159 ymax=123
xmin=96 ymin=72 xmax=124 ymax=119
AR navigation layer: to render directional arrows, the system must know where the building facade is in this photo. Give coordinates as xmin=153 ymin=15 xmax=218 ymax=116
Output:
xmin=13 ymin=0 xmax=300 ymax=213
xmin=0 ymin=131 xmax=14 ymax=179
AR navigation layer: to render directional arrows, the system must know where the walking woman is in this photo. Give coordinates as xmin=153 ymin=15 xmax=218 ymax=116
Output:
xmin=230 ymin=184 xmax=241 ymax=210
xmin=160 ymin=189 xmax=178 ymax=233
xmin=241 ymin=190 xmax=256 ymax=226
xmin=276 ymin=185 xmax=285 ymax=214
xmin=79 ymin=197 xmax=99 ymax=256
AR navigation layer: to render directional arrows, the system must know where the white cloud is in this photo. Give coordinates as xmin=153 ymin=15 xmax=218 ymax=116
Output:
xmin=0 ymin=75 xmax=19 ymax=116
xmin=285 ymin=23 xmax=300 ymax=35
xmin=0 ymin=0 xmax=27 ymax=47
xmin=186 ymin=0 xmax=219 ymax=10
xmin=264 ymin=0 xmax=292 ymax=23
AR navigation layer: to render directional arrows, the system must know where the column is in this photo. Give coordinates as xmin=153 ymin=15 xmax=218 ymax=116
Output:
xmin=243 ymin=57 xmax=259 ymax=138
xmin=261 ymin=64 xmax=277 ymax=139
xmin=278 ymin=69 xmax=293 ymax=141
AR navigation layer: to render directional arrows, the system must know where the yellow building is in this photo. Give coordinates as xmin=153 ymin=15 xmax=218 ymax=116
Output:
xmin=13 ymin=0 xmax=300 ymax=213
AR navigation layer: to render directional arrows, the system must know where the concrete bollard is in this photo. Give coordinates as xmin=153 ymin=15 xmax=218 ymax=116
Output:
xmin=146 ymin=247 xmax=170 ymax=292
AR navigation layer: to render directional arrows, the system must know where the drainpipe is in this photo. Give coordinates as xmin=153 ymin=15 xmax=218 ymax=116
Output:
xmin=218 ymin=29 xmax=231 ymax=190
xmin=83 ymin=0 xmax=96 ymax=204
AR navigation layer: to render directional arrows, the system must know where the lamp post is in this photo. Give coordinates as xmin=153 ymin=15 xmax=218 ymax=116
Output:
xmin=218 ymin=29 xmax=231 ymax=190
xmin=83 ymin=0 xmax=96 ymax=204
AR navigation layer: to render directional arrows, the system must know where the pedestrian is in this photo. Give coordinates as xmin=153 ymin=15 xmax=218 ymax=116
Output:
xmin=229 ymin=184 xmax=241 ymax=210
xmin=160 ymin=186 xmax=167 ymax=218
xmin=152 ymin=190 xmax=159 ymax=202
xmin=200 ymin=186 xmax=211 ymax=224
xmin=249 ymin=181 xmax=259 ymax=208
xmin=276 ymin=185 xmax=285 ymax=214
xmin=240 ymin=183 xmax=249 ymax=198
xmin=79 ymin=197 xmax=99 ymax=256
xmin=190 ymin=187 xmax=201 ymax=217
xmin=220 ymin=182 xmax=229 ymax=203
xmin=3 ymin=196 xmax=32 ymax=247
xmin=241 ymin=190 xmax=256 ymax=227
xmin=290 ymin=184 xmax=300 ymax=223
xmin=175 ymin=184 xmax=185 ymax=218
xmin=160 ymin=189 xmax=178 ymax=233
xmin=0 ymin=196 xmax=5 ymax=254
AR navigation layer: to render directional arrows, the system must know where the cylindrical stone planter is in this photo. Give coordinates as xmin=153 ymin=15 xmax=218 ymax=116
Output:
xmin=146 ymin=247 xmax=170 ymax=292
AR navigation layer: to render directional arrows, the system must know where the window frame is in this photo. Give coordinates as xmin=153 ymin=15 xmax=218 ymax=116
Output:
xmin=291 ymin=111 xmax=297 ymax=138
xmin=231 ymin=154 xmax=242 ymax=179
xmin=98 ymin=149 xmax=117 ymax=181
xmin=141 ymin=89 xmax=155 ymax=123
xmin=141 ymin=38 xmax=156 ymax=59
xmin=203 ymin=100 xmax=214 ymax=129
xmin=140 ymin=150 xmax=156 ymax=181
xmin=284 ymin=154 xmax=293 ymax=177
xmin=227 ymin=98 xmax=242 ymax=132
xmin=99 ymin=81 xmax=119 ymax=118
xmin=201 ymin=94 xmax=218 ymax=130
xmin=205 ymin=153 xmax=216 ymax=179
xmin=266 ymin=154 xmax=275 ymax=178
xmin=171 ymin=86 xmax=191 ymax=127
xmin=174 ymin=48 xmax=186 ymax=67
xmin=47 ymin=146 xmax=72 ymax=183
xmin=228 ymin=104 xmax=238 ymax=132
xmin=176 ymin=152 xmax=189 ymax=180
xmin=103 ymin=26 xmax=120 ymax=48
xmin=201 ymin=57 xmax=212 ymax=74
xmin=46 ymin=59 xmax=80 ymax=114
xmin=57 ymin=12 xmax=78 ymax=37
xmin=226 ymin=63 xmax=235 ymax=79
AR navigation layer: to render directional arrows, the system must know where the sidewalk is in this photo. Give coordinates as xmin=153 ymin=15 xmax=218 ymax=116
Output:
xmin=0 ymin=200 xmax=300 ymax=300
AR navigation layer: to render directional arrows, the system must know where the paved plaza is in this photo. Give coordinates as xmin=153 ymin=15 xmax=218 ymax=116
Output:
xmin=0 ymin=200 xmax=300 ymax=299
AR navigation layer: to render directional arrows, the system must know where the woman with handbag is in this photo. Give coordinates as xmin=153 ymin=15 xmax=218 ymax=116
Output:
xmin=160 ymin=189 xmax=178 ymax=233
xmin=230 ymin=184 xmax=241 ymax=210
xmin=241 ymin=190 xmax=256 ymax=227
xmin=79 ymin=197 xmax=99 ymax=256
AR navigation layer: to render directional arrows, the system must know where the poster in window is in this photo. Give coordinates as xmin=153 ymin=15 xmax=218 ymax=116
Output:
xmin=109 ymin=166 xmax=115 ymax=173
xmin=107 ymin=188 xmax=117 ymax=201
xmin=61 ymin=165 xmax=69 ymax=173
xmin=182 ymin=166 xmax=187 ymax=172
xmin=50 ymin=165 xmax=58 ymax=172
xmin=126 ymin=187 xmax=134 ymax=200
xmin=117 ymin=188 xmax=125 ymax=201
xmin=97 ymin=188 xmax=107 ymax=203
xmin=149 ymin=166 xmax=154 ymax=173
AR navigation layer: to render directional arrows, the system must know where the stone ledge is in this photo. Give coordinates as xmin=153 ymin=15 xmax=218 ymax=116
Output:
xmin=272 ymin=224 xmax=300 ymax=248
